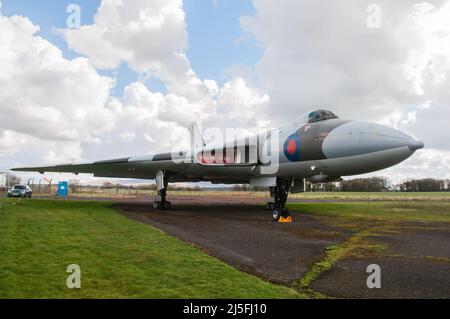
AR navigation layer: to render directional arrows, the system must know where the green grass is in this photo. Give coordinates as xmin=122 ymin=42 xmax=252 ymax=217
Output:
xmin=289 ymin=201 xmax=450 ymax=223
xmin=0 ymin=199 xmax=302 ymax=299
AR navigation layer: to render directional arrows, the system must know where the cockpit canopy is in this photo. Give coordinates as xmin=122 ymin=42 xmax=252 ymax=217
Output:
xmin=287 ymin=109 xmax=339 ymax=128
xmin=307 ymin=110 xmax=339 ymax=123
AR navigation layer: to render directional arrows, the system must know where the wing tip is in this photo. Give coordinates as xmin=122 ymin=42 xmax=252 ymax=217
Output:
xmin=10 ymin=167 xmax=45 ymax=174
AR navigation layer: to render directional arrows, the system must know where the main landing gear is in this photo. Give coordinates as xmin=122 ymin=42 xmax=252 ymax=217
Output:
xmin=153 ymin=170 xmax=172 ymax=210
xmin=267 ymin=178 xmax=292 ymax=222
xmin=153 ymin=187 xmax=172 ymax=210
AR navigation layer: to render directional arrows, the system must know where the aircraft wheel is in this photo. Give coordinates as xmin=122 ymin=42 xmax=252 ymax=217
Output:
xmin=153 ymin=201 xmax=171 ymax=210
xmin=272 ymin=209 xmax=281 ymax=222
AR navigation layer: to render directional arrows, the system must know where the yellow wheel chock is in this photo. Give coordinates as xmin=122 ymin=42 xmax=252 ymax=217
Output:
xmin=278 ymin=215 xmax=293 ymax=223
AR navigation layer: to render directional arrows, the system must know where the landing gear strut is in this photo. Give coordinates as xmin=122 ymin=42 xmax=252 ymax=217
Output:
xmin=268 ymin=178 xmax=292 ymax=222
xmin=153 ymin=170 xmax=171 ymax=210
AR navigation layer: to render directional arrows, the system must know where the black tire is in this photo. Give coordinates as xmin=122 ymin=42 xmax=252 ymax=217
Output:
xmin=272 ymin=209 xmax=281 ymax=222
xmin=154 ymin=201 xmax=171 ymax=210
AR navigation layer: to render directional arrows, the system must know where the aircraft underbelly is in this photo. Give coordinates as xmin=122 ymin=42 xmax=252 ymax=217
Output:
xmin=276 ymin=146 xmax=413 ymax=178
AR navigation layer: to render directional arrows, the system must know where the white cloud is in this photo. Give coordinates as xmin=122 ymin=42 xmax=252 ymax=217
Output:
xmin=63 ymin=0 xmax=188 ymax=73
xmin=0 ymin=131 xmax=32 ymax=155
xmin=217 ymin=78 xmax=270 ymax=128
xmin=61 ymin=0 xmax=200 ymax=100
xmin=0 ymin=14 xmax=115 ymax=146
xmin=43 ymin=143 xmax=83 ymax=165
xmin=400 ymin=2 xmax=450 ymax=96
xmin=118 ymin=132 xmax=136 ymax=143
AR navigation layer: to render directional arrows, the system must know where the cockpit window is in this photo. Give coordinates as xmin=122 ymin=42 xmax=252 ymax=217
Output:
xmin=307 ymin=110 xmax=339 ymax=123
xmin=285 ymin=109 xmax=340 ymax=129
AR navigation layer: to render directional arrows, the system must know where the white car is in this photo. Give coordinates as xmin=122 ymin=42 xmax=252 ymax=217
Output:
xmin=7 ymin=185 xmax=33 ymax=198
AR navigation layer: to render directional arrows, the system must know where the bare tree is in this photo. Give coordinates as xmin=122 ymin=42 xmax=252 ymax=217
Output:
xmin=5 ymin=173 xmax=21 ymax=187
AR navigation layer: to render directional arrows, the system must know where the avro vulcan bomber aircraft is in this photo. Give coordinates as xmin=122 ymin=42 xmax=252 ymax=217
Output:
xmin=13 ymin=110 xmax=424 ymax=221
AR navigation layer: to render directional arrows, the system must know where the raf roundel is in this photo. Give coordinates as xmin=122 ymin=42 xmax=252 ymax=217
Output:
xmin=283 ymin=134 xmax=301 ymax=161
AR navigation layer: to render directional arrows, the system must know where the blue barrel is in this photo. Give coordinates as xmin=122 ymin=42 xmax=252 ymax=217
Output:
xmin=57 ymin=181 xmax=69 ymax=197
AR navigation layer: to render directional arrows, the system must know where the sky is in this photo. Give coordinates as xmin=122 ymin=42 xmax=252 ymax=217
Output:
xmin=0 ymin=0 xmax=450 ymax=186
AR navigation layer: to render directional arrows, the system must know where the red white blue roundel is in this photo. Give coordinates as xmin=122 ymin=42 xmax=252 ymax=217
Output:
xmin=284 ymin=134 xmax=301 ymax=161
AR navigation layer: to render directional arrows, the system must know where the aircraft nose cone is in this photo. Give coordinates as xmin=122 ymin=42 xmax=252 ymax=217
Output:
xmin=368 ymin=125 xmax=424 ymax=154
xmin=409 ymin=140 xmax=425 ymax=152
xmin=322 ymin=121 xmax=424 ymax=159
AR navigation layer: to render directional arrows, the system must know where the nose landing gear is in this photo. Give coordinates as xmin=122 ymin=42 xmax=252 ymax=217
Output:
xmin=272 ymin=208 xmax=292 ymax=222
xmin=268 ymin=178 xmax=293 ymax=222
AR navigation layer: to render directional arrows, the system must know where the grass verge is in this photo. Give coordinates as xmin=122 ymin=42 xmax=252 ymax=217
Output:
xmin=0 ymin=199 xmax=302 ymax=299
xmin=289 ymin=201 xmax=450 ymax=224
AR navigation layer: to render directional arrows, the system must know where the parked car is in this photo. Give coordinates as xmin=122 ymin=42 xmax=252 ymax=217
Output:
xmin=7 ymin=185 xmax=33 ymax=198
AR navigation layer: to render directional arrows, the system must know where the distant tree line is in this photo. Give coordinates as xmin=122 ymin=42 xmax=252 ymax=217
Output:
xmin=340 ymin=177 xmax=390 ymax=192
xmin=315 ymin=177 xmax=449 ymax=192
xmin=234 ymin=177 xmax=450 ymax=192
xmin=399 ymin=178 xmax=449 ymax=192
xmin=232 ymin=185 xmax=267 ymax=192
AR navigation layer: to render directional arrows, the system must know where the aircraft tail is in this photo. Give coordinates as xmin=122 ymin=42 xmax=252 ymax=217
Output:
xmin=188 ymin=121 xmax=206 ymax=150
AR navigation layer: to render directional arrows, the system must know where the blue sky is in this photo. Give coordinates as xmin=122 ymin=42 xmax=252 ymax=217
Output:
xmin=184 ymin=0 xmax=262 ymax=83
xmin=1 ymin=0 xmax=262 ymax=96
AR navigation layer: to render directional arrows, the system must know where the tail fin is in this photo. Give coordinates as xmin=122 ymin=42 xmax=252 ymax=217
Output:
xmin=188 ymin=121 xmax=206 ymax=150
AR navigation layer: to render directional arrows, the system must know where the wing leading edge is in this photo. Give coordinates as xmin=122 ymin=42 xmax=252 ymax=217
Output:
xmin=11 ymin=154 xmax=185 ymax=179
